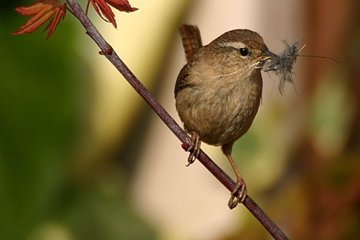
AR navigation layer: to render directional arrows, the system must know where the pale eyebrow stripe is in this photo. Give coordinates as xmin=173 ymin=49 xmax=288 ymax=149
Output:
xmin=219 ymin=41 xmax=246 ymax=49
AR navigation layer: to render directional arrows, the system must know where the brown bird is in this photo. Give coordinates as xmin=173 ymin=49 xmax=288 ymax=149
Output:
xmin=175 ymin=25 xmax=275 ymax=209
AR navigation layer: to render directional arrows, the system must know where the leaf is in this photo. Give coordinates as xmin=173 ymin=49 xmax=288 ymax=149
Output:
xmin=106 ymin=0 xmax=138 ymax=12
xmin=90 ymin=0 xmax=117 ymax=28
xmin=89 ymin=0 xmax=137 ymax=28
xmin=13 ymin=0 xmax=67 ymax=39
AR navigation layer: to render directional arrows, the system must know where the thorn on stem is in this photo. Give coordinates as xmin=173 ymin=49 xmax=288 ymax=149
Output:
xmin=181 ymin=142 xmax=190 ymax=151
xmin=99 ymin=46 xmax=113 ymax=55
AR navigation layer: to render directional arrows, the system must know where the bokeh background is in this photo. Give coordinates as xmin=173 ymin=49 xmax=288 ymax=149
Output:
xmin=0 ymin=0 xmax=359 ymax=239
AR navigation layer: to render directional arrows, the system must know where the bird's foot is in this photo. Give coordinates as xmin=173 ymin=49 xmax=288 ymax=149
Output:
xmin=186 ymin=132 xmax=201 ymax=166
xmin=228 ymin=178 xmax=247 ymax=209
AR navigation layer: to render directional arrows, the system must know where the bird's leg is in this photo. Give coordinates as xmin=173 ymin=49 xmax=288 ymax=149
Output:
xmin=226 ymin=153 xmax=247 ymax=209
xmin=186 ymin=132 xmax=201 ymax=166
xmin=222 ymin=144 xmax=247 ymax=209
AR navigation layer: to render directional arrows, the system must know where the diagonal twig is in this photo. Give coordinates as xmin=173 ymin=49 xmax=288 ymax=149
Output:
xmin=66 ymin=1 xmax=289 ymax=239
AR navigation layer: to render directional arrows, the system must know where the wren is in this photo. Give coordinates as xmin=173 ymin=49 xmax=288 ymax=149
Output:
xmin=175 ymin=25 xmax=276 ymax=209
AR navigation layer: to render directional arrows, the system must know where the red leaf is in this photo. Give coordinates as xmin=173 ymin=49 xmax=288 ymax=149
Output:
xmin=90 ymin=0 xmax=117 ymax=28
xmin=15 ymin=2 xmax=52 ymax=16
xmin=45 ymin=6 xmax=67 ymax=39
xmin=89 ymin=0 xmax=137 ymax=28
xmin=13 ymin=0 xmax=67 ymax=39
xmin=106 ymin=0 xmax=138 ymax=12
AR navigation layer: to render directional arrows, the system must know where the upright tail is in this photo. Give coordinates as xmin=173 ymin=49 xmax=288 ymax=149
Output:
xmin=179 ymin=24 xmax=203 ymax=62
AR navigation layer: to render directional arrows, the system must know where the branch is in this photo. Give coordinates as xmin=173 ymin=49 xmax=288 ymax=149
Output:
xmin=66 ymin=1 xmax=289 ymax=239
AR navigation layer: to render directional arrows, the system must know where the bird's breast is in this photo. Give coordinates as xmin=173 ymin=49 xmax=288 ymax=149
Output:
xmin=176 ymin=70 xmax=263 ymax=146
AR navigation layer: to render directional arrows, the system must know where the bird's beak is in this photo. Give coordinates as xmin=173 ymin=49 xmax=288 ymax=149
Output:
xmin=262 ymin=48 xmax=278 ymax=61
xmin=261 ymin=48 xmax=279 ymax=71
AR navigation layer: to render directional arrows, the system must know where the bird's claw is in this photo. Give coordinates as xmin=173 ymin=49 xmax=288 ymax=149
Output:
xmin=228 ymin=179 xmax=247 ymax=209
xmin=186 ymin=132 xmax=201 ymax=166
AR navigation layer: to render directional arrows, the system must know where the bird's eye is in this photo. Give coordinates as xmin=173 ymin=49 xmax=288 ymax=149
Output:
xmin=239 ymin=47 xmax=250 ymax=57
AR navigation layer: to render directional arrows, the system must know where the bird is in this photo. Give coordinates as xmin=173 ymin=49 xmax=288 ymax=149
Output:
xmin=175 ymin=24 xmax=275 ymax=209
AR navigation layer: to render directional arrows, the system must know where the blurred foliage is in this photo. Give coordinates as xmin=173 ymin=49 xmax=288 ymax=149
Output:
xmin=0 ymin=1 xmax=155 ymax=239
